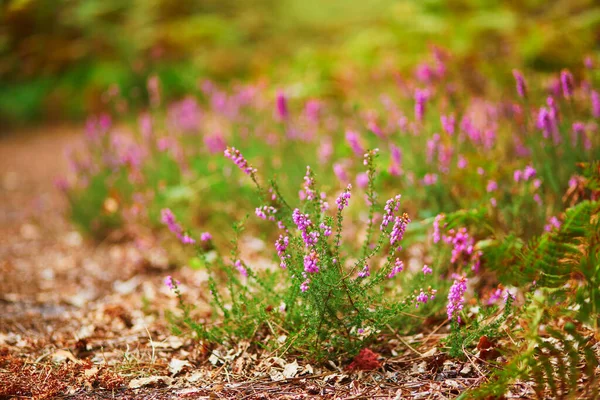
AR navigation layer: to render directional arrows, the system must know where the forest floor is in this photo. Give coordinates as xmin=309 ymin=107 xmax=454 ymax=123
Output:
xmin=0 ymin=127 xmax=529 ymax=399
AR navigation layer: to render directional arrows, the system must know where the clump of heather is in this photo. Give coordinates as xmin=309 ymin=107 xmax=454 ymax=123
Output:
xmin=160 ymin=146 xmax=436 ymax=358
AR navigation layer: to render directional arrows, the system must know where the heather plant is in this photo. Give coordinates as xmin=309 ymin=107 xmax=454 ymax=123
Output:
xmin=162 ymin=147 xmax=438 ymax=359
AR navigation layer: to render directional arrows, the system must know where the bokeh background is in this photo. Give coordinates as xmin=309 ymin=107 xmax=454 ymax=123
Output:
xmin=1 ymin=0 xmax=599 ymax=126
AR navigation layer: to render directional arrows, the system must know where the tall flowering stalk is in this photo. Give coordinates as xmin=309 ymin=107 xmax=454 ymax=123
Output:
xmin=447 ymin=276 xmax=468 ymax=323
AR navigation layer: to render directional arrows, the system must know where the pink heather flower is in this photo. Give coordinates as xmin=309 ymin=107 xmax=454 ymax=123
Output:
xmin=477 ymin=167 xmax=485 ymax=175
xmin=585 ymin=56 xmax=594 ymax=69
xmin=486 ymin=180 xmax=498 ymax=192
xmin=161 ymin=208 xmax=196 ymax=245
xmin=304 ymin=99 xmax=321 ymax=122
xmin=523 ymin=165 xmax=536 ymax=181
xmin=318 ymin=139 xmax=333 ymax=164
xmin=200 ymin=232 xmax=212 ymax=242
xmin=300 ymin=279 xmax=310 ymax=292
xmin=415 ymin=290 xmax=430 ymax=308
xmin=441 ymin=114 xmax=455 ymax=135
xmin=292 ymin=209 xmax=312 ymax=232
xmin=303 ymin=251 xmax=319 ymax=273
xmin=335 ymin=184 xmax=352 ymax=211
xmin=450 ymin=228 xmax=474 ymax=263
xmin=333 ymin=163 xmax=348 ymax=182
xmin=447 ymin=276 xmax=467 ymax=322
xmin=164 ymin=275 xmax=180 ymax=290
xmin=490 ymin=198 xmax=497 ymax=207
xmin=560 ymin=69 xmax=575 ymax=98
xmin=537 ymin=107 xmax=560 ymax=144
xmin=345 ymin=130 xmax=364 ymax=156
xmin=276 ymin=90 xmax=288 ymax=120
xmin=256 ymin=206 xmax=277 ymax=221
xmin=357 ymin=264 xmax=370 ymax=278
xmin=572 ymin=122 xmax=586 ymax=147
xmin=487 ymin=288 xmax=503 ymax=305
xmin=591 ymin=90 xmax=600 ymax=118
xmin=414 ymin=88 xmax=429 ymax=122
xmin=356 ymin=172 xmax=369 ymax=189
xmin=381 ymin=195 xmax=402 ymax=231
xmin=303 ymin=166 xmax=316 ymax=201
xmin=388 ymin=144 xmax=403 ymax=176
xmin=275 ymin=235 xmax=290 ymax=268
xmin=544 ymin=216 xmax=561 ymax=232
xmin=423 ymin=173 xmax=438 ymax=186
xmin=512 ymin=69 xmax=527 ymax=98
xmin=533 ymin=193 xmax=542 ymax=206
xmin=533 ymin=179 xmax=542 ymax=189
xmin=235 ymin=260 xmax=247 ymax=277
xmin=415 ymin=62 xmax=434 ymax=83
xmin=388 ymin=259 xmax=404 ymax=278
xmin=426 ymin=134 xmax=440 ymax=164
xmin=204 ymin=132 xmax=227 ymax=154
xmin=457 ymin=155 xmax=467 ymax=169
xmin=432 ymin=214 xmax=444 ymax=244
xmin=390 ymin=214 xmax=410 ymax=247
xmin=514 ymin=170 xmax=523 ymax=182
xmin=319 ymin=223 xmax=332 ymax=237
xmin=422 ymin=265 xmax=432 ymax=275
xmin=224 ymin=147 xmax=257 ymax=176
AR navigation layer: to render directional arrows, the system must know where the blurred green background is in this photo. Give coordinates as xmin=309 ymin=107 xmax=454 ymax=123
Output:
xmin=1 ymin=0 xmax=599 ymax=125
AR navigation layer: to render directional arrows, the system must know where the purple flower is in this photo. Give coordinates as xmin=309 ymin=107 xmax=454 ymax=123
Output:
xmin=591 ymin=90 xmax=600 ymax=118
xmin=200 ymin=232 xmax=212 ymax=242
xmin=415 ymin=290 xmax=430 ymax=308
xmin=423 ymin=173 xmax=438 ymax=186
xmin=388 ymin=258 xmax=404 ymax=278
xmin=514 ymin=170 xmax=523 ymax=183
xmin=303 ymin=251 xmax=319 ymax=273
xmin=276 ymin=90 xmax=288 ymax=120
xmin=449 ymin=228 xmax=473 ymax=264
xmin=432 ymin=214 xmax=444 ymax=244
xmin=544 ymin=216 xmax=561 ymax=232
xmin=164 ymin=275 xmax=180 ymax=290
xmin=390 ymin=214 xmax=410 ymax=247
xmin=486 ymin=180 xmax=498 ymax=192
xmin=333 ymin=163 xmax=348 ymax=183
xmin=560 ymin=69 xmax=575 ymax=98
xmin=388 ymin=144 xmax=403 ymax=176
xmin=381 ymin=195 xmax=402 ymax=231
xmin=572 ymin=122 xmax=586 ymax=147
xmin=422 ymin=265 xmax=432 ymax=275
xmin=224 ymin=147 xmax=257 ymax=176
xmin=335 ymin=184 xmax=352 ymax=211
xmin=523 ymin=165 xmax=536 ymax=181
xmin=447 ymin=276 xmax=467 ymax=322
xmin=275 ymin=235 xmax=289 ymax=268
xmin=356 ymin=172 xmax=369 ymax=189
xmin=414 ymin=89 xmax=429 ymax=122
xmin=441 ymin=114 xmax=455 ymax=135
xmin=585 ymin=56 xmax=595 ymax=70
xmin=204 ymin=132 xmax=226 ymax=154
xmin=357 ymin=264 xmax=370 ymax=278
xmin=345 ymin=131 xmax=364 ymax=156
xmin=255 ymin=206 xmax=277 ymax=221
xmin=457 ymin=155 xmax=467 ymax=169
xmin=512 ymin=69 xmax=527 ymax=98
xmin=161 ymin=208 xmax=196 ymax=245
xmin=303 ymin=166 xmax=316 ymax=200
xmin=537 ymin=107 xmax=559 ymax=143
xmin=300 ymin=279 xmax=310 ymax=292
xmin=235 ymin=260 xmax=248 ymax=277
xmin=319 ymin=223 xmax=332 ymax=237
xmin=292 ymin=209 xmax=312 ymax=231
